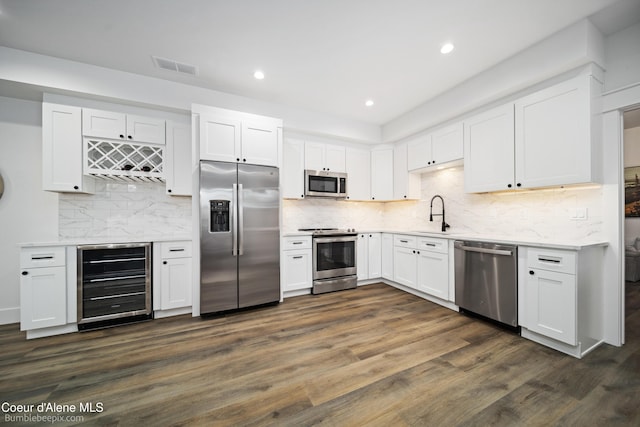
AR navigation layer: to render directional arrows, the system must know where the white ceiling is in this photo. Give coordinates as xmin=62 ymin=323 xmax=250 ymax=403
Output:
xmin=0 ymin=0 xmax=638 ymax=125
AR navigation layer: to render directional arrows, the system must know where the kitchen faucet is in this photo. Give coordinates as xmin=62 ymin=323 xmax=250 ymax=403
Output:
xmin=429 ymin=195 xmax=450 ymax=232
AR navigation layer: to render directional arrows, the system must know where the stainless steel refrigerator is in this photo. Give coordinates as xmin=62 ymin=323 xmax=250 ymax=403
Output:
xmin=199 ymin=160 xmax=280 ymax=314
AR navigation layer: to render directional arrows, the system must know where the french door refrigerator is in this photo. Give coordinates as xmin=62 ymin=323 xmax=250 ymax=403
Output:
xmin=199 ymin=160 xmax=280 ymax=314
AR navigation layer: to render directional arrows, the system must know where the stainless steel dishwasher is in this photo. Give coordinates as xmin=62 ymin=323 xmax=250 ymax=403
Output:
xmin=454 ymin=240 xmax=518 ymax=328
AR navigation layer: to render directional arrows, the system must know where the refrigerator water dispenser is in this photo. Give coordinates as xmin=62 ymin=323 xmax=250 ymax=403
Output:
xmin=210 ymin=200 xmax=230 ymax=232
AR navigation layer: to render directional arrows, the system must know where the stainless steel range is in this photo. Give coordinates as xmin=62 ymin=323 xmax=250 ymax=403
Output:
xmin=299 ymin=228 xmax=358 ymax=294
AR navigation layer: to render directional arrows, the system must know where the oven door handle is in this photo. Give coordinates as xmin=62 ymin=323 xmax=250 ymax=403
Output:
xmin=459 ymin=245 xmax=513 ymax=256
xmin=313 ymin=236 xmax=357 ymax=244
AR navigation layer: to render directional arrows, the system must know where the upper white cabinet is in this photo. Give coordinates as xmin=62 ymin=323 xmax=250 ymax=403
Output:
xmin=407 ymin=122 xmax=463 ymax=172
xmin=464 ymin=103 xmax=515 ymax=193
xmin=82 ymin=108 xmax=166 ymax=145
xmin=370 ymin=148 xmax=393 ymax=201
xmin=465 ymin=74 xmax=601 ymax=193
xmin=393 ymin=142 xmax=421 ymax=200
xmin=346 ymin=148 xmax=371 ymax=201
xmin=165 ymin=121 xmax=192 ymax=196
xmin=42 ymin=103 xmax=95 ymax=194
xmin=305 ymin=142 xmax=346 ymax=172
xmin=199 ymin=111 xmax=279 ymax=167
xmin=282 ymin=138 xmax=305 ymax=199
xmin=514 ymin=75 xmax=600 ymax=188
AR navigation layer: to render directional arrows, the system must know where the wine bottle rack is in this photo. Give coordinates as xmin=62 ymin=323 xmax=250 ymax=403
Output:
xmin=84 ymin=138 xmax=164 ymax=182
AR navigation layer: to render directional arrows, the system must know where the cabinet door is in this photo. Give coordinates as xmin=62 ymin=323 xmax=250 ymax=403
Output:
xmin=357 ymin=234 xmax=369 ymax=281
xmin=324 ymin=144 xmax=346 ymax=172
xmin=304 ymin=142 xmax=325 ymax=171
xmin=407 ymin=134 xmax=431 ymax=171
xmin=20 ymin=266 xmax=67 ymax=330
xmin=515 ymin=76 xmax=591 ymax=188
xmin=381 ymin=234 xmax=394 ymax=280
xmin=464 ymin=104 xmax=515 ymax=193
xmin=165 ymin=122 xmax=192 ymax=196
xmin=42 ymin=103 xmax=94 ymax=193
xmin=126 ymin=114 xmax=166 ymax=145
xmin=393 ymin=143 xmax=420 ymax=200
xmin=199 ymin=114 xmax=241 ymax=163
xmin=368 ymin=233 xmax=382 ymax=279
xmin=431 ymin=122 xmax=463 ymax=166
xmin=82 ymin=108 xmax=126 ymax=139
xmin=282 ymin=138 xmax=305 ymax=199
xmin=346 ymin=148 xmax=371 ymax=201
xmin=416 ymin=250 xmax=448 ymax=300
xmin=371 ymin=149 xmax=394 ymax=201
xmin=283 ymin=249 xmax=312 ymax=291
xmin=525 ymin=268 xmax=576 ymax=345
xmin=161 ymin=257 xmax=193 ymax=310
xmin=393 ymin=247 xmax=417 ymax=289
xmin=242 ymin=121 xmax=279 ymax=167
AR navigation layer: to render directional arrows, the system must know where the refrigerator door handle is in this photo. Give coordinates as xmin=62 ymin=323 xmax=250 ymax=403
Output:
xmin=232 ymin=183 xmax=238 ymax=256
xmin=238 ymin=183 xmax=244 ymax=255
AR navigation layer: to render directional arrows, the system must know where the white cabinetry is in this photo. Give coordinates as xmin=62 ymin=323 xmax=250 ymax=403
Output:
xmin=519 ymin=245 xmax=604 ymax=358
xmin=283 ymin=138 xmax=305 ymax=199
xmin=82 ymin=108 xmax=166 ymax=145
xmin=305 ymin=142 xmax=346 ymax=172
xmin=165 ymin=121 xmax=192 ymax=196
xmin=393 ymin=235 xmax=449 ymax=300
xmin=408 ymin=123 xmax=463 ymax=172
xmin=393 ymin=235 xmax=418 ymax=289
xmin=42 ymin=103 xmax=95 ymax=193
xmin=346 ymin=148 xmax=371 ymax=201
xmin=465 ymin=74 xmax=601 ymax=193
xmin=199 ymin=111 xmax=279 ymax=167
xmin=393 ymin=142 xmax=420 ymax=200
xmin=371 ymin=148 xmax=393 ymax=201
xmin=153 ymin=241 xmax=192 ymax=317
xmin=20 ymin=246 xmax=67 ymax=331
xmin=464 ymin=103 xmax=515 ymax=193
xmin=282 ymin=236 xmax=313 ymax=294
xmin=357 ymin=233 xmax=381 ymax=281
xmin=381 ymin=233 xmax=394 ymax=280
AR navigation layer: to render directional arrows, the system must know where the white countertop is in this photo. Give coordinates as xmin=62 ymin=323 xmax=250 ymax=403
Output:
xmin=19 ymin=235 xmax=192 ymax=248
xmin=283 ymin=229 xmax=607 ymax=250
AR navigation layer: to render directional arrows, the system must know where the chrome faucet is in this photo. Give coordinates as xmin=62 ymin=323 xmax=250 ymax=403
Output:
xmin=429 ymin=195 xmax=450 ymax=232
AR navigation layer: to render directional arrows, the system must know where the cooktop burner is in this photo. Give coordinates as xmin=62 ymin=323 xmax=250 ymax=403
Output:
xmin=298 ymin=228 xmax=357 ymax=236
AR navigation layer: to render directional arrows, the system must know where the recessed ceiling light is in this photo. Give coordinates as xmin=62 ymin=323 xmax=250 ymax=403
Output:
xmin=254 ymin=70 xmax=265 ymax=80
xmin=365 ymin=99 xmax=374 ymax=107
xmin=440 ymin=43 xmax=455 ymax=54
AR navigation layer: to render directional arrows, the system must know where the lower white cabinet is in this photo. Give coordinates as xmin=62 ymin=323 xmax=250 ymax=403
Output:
xmin=357 ymin=233 xmax=381 ymax=281
xmin=381 ymin=233 xmax=394 ymax=280
xmin=20 ymin=246 xmax=67 ymax=330
xmin=393 ymin=235 xmax=418 ymax=289
xmin=392 ymin=235 xmax=448 ymax=300
xmin=282 ymin=236 xmax=312 ymax=293
xmin=416 ymin=249 xmax=448 ymax=300
xmin=519 ymin=245 xmax=604 ymax=358
xmin=153 ymin=241 xmax=192 ymax=313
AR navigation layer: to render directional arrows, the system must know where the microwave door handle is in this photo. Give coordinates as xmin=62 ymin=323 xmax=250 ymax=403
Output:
xmin=238 ymin=183 xmax=244 ymax=256
xmin=232 ymin=184 xmax=238 ymax=256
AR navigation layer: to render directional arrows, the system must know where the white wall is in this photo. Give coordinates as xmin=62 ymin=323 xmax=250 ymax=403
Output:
xmin=0 ymin=96 xmax=58 ymax=324
xmin=604 ymin=21 xmax=640 ymax=92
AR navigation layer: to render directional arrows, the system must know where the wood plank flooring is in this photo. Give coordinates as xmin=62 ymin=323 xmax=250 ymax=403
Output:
xmin=1 ymin=282 xmax=640 ymax=426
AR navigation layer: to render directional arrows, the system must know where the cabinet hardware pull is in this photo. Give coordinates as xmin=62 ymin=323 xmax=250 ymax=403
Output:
xmin=538 ymin=256 xmax=561 ymax=264
xmin=529 ymin=270 xmax=535 ymax=275
xmin=31 ymin=255 xmax=54 ymax=260
xmin=425 ymin=243 xmax=436 ymax=247
xmin=292 ymin=241 xmax=303 ymax=245
xmin=21 ymin=271 xmax=28 ymax=276
xmin=169 ymin=248 xmax=185 ymax=252
xmin=293 ymin=256 xmax=303 ymax=259
xmin=400 ymin=240 xmax=409 ymax=243
xmin=163 ymin=261 xmax=167 ymax=265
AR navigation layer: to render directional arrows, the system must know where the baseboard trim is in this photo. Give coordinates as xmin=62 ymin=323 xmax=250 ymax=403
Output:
xmin=0 ymin=307 xmax=19 ymax=325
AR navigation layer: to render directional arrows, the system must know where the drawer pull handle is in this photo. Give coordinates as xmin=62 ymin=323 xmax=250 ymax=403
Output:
xmin=425 ymin=243 xmax=436 ymax=247
xmin=31 ymin=255 xmax=54 ymax=260
xmin=169 ymin=248 xmax=185 ymax=252
xmin=292 ymin=242 xmax=303 ymax=245
xmin=293 ymin=256 xmax=303 ymax=259
xmin=400 ymin=240 xmax=409 ymax=243
xmin=538 ymin=257 xmax=561 ymax=264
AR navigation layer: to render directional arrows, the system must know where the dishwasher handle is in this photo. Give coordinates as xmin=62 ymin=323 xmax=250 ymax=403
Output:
xmin=458 ymin=245 xmax=513 ymax=256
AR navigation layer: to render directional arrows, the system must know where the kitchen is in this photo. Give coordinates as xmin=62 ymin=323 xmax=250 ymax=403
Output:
xmin=1 ymin=0 xmax=640 ymax=424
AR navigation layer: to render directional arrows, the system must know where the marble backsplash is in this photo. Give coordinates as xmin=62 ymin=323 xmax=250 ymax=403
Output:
xmin=58 ymin=181 xmax=191 ymax=240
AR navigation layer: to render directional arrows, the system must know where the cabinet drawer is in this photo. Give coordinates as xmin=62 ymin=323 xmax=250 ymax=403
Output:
xmin=20 ymin=246 xmax=66 ymax=269
xmin=526 ymin=247 xmax=576 ymax=275
xmin=417 ymin=237 xmax=448 ymax=254
xmin=160 ymin=241 xmax=192 ymax=259
xmin=394 ymin=235 xmax=416 ymax=249
xmin=283 ymin=236 xmax=312 ymax=250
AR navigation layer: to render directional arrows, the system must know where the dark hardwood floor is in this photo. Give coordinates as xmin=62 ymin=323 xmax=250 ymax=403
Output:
xmin=1 ymin=282 xmax=640 ymax=426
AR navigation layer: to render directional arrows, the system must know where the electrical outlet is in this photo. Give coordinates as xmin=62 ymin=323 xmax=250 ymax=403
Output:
xmin=570 ymin=208 xmax=588 ymax=220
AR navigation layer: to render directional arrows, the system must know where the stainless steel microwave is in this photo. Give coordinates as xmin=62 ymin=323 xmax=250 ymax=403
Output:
xmin=304 ymin=170 xmax=347 ymax=198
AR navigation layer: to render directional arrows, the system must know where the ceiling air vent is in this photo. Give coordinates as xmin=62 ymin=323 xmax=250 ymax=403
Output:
xmin=152 ymin=56 xmax=198 ymax=76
